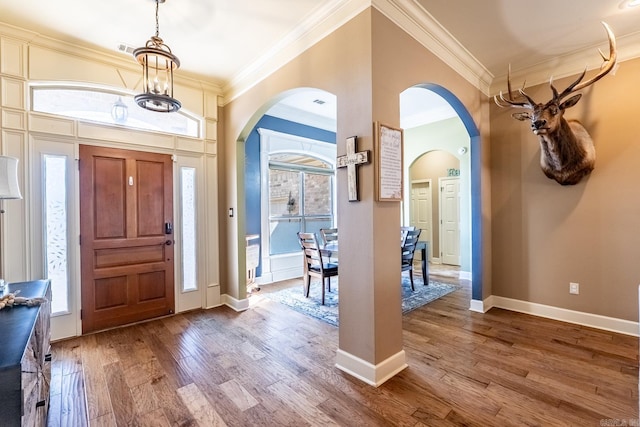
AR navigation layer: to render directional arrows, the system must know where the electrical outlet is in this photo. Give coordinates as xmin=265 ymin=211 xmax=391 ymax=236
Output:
xmin=569 ymin=282 xmax=579 ymax=295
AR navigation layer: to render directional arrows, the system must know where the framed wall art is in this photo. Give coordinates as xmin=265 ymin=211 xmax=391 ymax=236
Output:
xmin=375 ymin=122 xmax=403 ymax=201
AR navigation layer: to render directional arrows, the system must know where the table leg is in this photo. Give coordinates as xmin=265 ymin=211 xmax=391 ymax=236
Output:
xmin=421 ymin=245 xmax=428 ymax=285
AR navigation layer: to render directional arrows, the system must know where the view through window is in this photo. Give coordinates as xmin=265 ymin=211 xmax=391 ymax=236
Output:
xmin=268 ymin=154 xmax=334 ymax=255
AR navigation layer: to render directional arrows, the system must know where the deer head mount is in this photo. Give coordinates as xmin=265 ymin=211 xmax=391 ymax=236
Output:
xmin=495 ymin=22 xmax=617 ymax=185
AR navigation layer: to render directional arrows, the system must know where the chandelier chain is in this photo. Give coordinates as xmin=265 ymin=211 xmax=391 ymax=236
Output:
xmin=155 ymin=0 xmax=160 ymax=38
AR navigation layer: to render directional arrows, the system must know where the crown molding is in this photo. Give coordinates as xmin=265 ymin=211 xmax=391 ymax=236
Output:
xmin=489 ymin=31 xmax=640 ymax=96
xmin=223 ymin=0 xmax=494 ymax=104
xmin=222 ymin=0 xmax=371 ymax=106
xmin=373 ymin=0 xmax=493 ymax=96
xmin=0 ymin=21 xmax=223 ymax=95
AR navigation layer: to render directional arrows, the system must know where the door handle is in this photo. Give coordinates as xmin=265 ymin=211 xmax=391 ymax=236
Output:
xmin=165 ymin=240 xmax=173 ymax=246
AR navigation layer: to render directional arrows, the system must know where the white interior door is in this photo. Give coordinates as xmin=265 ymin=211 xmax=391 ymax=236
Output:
xmin=410 ymin=180 xmax=432 ymax=260
xmin=440 ymin=177 xmax=460 ymax=266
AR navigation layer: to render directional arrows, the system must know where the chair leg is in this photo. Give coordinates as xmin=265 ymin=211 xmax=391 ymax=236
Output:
xmin=321 ymin=277 xmax=326 ymax=305
xmin=303 ymin=274 xmax=310 ymax=297
xmin=409 ymin=269 xmax=415 ymax=291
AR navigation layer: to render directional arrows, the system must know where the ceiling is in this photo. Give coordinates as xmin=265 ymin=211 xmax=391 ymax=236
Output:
xmin=1 ymin=0 xmax=639 ymax=129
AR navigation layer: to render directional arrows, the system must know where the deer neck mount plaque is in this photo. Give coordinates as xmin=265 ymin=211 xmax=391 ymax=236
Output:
xmin=495 ymin=21 xmax=617 ymax=186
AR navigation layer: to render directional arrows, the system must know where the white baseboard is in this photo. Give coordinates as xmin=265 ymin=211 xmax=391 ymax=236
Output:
xmin=335 ymin=348 xmax=407 ymax=387
xmin=483 ymin=295 xmax=639 ymax=337
xmin=459 ymin=270 xmax=471 ymax=281
xmin=469 ymin=298 xmax=487 ymax=313
xmin=222 ymin=294 xmax=250 ymax=312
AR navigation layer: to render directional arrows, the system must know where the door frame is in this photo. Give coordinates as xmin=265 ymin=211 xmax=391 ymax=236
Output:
xmin=29 ymin=135 xmax=209 ymax=340
xmin=29 ymin=136 xmax=82 ymax=340
xmin=174 ymin=154 xmax=207 ymax=313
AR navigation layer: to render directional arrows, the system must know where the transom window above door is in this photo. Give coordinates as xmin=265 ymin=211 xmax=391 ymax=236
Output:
xmin=30 ymin=84 xmax=201 ymax=137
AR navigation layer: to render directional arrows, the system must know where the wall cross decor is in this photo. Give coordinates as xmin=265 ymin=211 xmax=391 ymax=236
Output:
xmin=337 ymin=136 xmax=370 ymax=201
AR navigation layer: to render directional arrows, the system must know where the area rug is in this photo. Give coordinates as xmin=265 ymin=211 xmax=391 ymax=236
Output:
xmin=262 ymin=275 xmax=458 ymax=327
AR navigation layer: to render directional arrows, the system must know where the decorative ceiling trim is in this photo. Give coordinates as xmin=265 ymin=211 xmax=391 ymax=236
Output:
xmin=222 ymin=0 xmax=640 ymax=104
xmin=373 ymin=0 xmax=493 ymax=96
xmin=222 ymin=0 xmax=371 ymax=106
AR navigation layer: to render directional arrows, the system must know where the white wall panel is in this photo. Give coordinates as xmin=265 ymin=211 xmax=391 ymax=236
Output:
xmin=1 ymin=130 xmax=27 ymax=281
xmin=0 ymin=37 xmax=26 ymax=78
xmin=1 ymin=77 xmax=25 ymax=109
xmin=205 ymin=154 xmax=220 ymax=308
xmin=2 ymin=109 xmax=26 ymax=130
xmin=29 ymin=114 xmax=75 ymax=136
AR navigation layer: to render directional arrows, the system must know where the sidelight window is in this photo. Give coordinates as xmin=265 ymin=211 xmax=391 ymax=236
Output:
xmin=180 ymin=167 xmax=197 ymax=292
xmin=44 ymin=155 xmax=69 ymax=314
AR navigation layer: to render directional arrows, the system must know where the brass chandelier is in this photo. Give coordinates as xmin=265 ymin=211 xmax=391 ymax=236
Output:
xmin=133 ymin=0 xmax=181 ymax=113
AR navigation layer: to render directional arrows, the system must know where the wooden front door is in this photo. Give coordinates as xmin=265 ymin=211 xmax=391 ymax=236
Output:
xmin=80 ymin=145 xmax=174 ymax=333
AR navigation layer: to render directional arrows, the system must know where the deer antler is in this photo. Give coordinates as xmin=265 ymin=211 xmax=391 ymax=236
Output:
xmin=551 ymin=21 xmax=617 ymax=102
xmin=494 ymin=65 xmax=534 ymax=108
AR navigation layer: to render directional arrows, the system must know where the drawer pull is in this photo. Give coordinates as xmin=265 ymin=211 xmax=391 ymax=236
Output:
xmin=45 ymin=354 xmax=52 ymax=362
xmin=36 ymin=400 xmax=46 ymax=408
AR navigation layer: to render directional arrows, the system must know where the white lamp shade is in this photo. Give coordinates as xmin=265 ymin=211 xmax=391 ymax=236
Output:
xmin=0 ymin=156 xmax=22 ymax=199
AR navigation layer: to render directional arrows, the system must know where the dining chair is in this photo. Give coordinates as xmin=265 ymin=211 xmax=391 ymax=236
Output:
xmin=298 ymin=232 xmax=338 ymax=305
xmin=401 ymin=228 xmax=422 ymax=291
xmin=320 ymin=228 xmax=338 ymax=245
xmin=400 ymin=225 xmax=415 ymax=246
xmin=320 ymin=227 xmax=338 ymax=263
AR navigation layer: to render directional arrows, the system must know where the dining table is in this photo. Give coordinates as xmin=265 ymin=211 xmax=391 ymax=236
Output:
xmin=320 ymin=239 xmax=429 ymax=284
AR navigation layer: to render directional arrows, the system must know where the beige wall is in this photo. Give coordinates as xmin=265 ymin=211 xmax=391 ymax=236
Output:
xmin=221 ymin=8 xmax=491 ymax=364
xmin=490 ymin=56 xmax=640 ymax=322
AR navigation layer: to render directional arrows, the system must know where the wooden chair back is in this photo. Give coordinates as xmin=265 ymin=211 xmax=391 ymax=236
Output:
xmin=401 ymin=228 xmax=422 ymax=290
xmin=320 ymin=228 xmax=338 ymax=246
xmin=401 ymin=226 xmax=415 ymax=246
xmin=297 ymin=231 xmax=338 ymax=305
xmin=298 ymin=232 xmax=325 ymax=272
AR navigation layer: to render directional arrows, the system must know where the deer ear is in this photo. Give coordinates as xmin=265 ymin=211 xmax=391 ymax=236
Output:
xmin=560 ymin=94 xmax=582 ymax=110
xmin=512 ymin=112 xmax=531 ymax=121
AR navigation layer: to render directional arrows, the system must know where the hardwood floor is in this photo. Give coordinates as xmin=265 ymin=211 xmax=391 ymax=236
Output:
xmin=48 ymin=268 xmax=638 ymax=426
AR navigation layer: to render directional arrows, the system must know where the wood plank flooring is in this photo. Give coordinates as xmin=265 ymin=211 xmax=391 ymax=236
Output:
xmin=48 ymin=270 xmax=639 ymax=426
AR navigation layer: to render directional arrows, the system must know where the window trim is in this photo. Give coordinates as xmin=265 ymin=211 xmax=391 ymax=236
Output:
xmin=29 ymin=82 xmax=202 ymax=138
xmin=258 ymin=128 xmax=336 ymax=282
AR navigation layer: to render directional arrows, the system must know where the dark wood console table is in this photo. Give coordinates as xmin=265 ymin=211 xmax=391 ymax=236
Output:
xmin=0 ymin=279 xmax=51 ymax=426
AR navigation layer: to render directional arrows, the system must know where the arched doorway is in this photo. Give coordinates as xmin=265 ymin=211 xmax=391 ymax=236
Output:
xmin=400 ymin=84 xmax=483 ymax=304
xmin=238 ymin=87 xmax=337 ymax=294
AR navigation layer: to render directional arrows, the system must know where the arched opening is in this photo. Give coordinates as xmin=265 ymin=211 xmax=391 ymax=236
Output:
xmin=237 ymin=88 xmax=337 ymax=294
xmin=400 ymin=84 xmax=482 ymax=304
xmin=408 ymin=150 xmax=462 ymax=265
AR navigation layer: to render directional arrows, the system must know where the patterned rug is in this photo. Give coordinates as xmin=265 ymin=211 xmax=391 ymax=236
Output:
xmin=262 ymin=274 xmax=458 ymax=327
